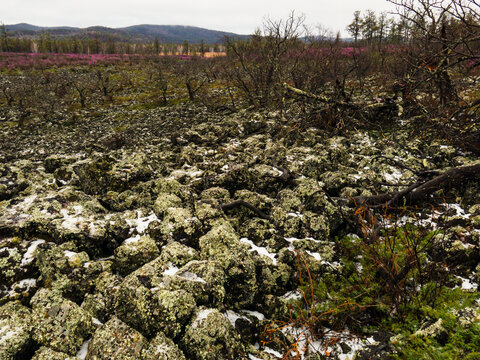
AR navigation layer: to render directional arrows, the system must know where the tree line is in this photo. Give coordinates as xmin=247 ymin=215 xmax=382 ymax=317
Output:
xmin=0 ymin=25 xmax=223 ymax=55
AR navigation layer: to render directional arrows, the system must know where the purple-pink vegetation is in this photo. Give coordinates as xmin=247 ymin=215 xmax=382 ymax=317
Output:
xmin=0 ymin=52 xmax=146 ymax=69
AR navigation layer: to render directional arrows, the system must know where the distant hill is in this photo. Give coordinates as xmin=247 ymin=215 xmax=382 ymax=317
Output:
xmin=4 ymin=23 xmax=249 ymax=44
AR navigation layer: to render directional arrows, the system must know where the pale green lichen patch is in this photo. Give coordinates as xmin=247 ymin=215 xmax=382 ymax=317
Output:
xmin=86 ymin=316 xmax=147 ymax=360
xmin=0 ymin=301 xmax=33 ymax=360
xmin=30 ymin=288 xmax=94 ymax=355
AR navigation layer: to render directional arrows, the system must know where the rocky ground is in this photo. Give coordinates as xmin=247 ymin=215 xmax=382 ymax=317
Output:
xmin=0 ymin=103 xmax=479 ymax=359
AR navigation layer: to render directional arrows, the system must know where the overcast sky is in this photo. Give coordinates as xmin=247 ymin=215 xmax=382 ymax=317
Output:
xmin=3 ymin=0 xmax=396 ymax=36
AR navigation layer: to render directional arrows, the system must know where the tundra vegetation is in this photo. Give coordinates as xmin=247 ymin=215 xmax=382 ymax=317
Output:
xmin=0 ymin=1 xmax=480 ymax=359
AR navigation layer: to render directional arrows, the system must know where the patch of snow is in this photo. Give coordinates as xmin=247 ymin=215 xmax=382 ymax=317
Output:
xmin=444 ymin=203 xmax=470 ymax=219
xmin=64 ymin=250 xmax=77 ymax=259
xmin=287 ymin=212 xmax=304 ymax=219
xmin=124 ymin=235 xmax=141 ymax=245
xmin=306 ymin=250 xmax=322 ymax=261
xmin=264 ymin=347 xmax=283 ymax=357
xmin=457 ymin=276 xmax=478 ymax=291
xmin=272 ymin=167 xmax=285 ymax=177
xmin=384 ymin=167 xmax=403 ymax=183
xmin=248 ymin=355 xmax=263 ymax=360
xmin=241 ymin=310 xmax=265 ymax=321
xmin=163 ymin=263 xmax=179 ymax=276
xmin=20 ymin=239 xmax=45 ymax=267
xmin=76 ymin=338 xmax=91 ymax=360
xmin=192 ymin=309 xmax=214 ymax=328
xmin=17 ymin=195 xmax=37 ymax=211
xmin=0 ymin=325 xmax=18 ymax=346
xmin=92 ymin=318 xmax=103 ymax=325
xmin=281 ymin=290 xmax=303 ymax=301
xmin=240 ymin=238 xmax=277 ymax=265
xmin=136 ymin=213 xmax=158 ymax=233
xmin=60 ymin=208 xmax=83 ymax=231
xmin=154 ymin=344 xmax=170 ymax=354
xmin=177 ymin=271 xmax=206 ymax=283
xmin=225 ymin=310 xmax=251 ymax=327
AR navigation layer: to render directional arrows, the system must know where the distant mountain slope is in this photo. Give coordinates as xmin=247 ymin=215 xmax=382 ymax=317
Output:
xmin=5 ymin=23 xmax=248 ymax=43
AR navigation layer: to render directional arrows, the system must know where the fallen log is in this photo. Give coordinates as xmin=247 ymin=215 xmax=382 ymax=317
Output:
xmin=347 ymin=163 xmax=480 ymax=207
xmin=214 ymin=199 xmax=272 ymax=220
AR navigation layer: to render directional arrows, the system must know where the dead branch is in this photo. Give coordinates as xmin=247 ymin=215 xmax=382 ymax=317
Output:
xmin=347 ymin=163 xmax=480 ymax=207
xmin=215 ymin=199 xmax=272 ymax=220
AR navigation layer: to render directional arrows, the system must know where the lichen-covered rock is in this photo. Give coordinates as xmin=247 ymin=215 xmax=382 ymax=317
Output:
xmin=159 ymin=242 xmax=199 ymax=267
xmin=200 ymin=187 xmax=231 ymax=203
xmin=115 ymin=269 xmax=196 ymax=338
xmin=0 ymin=237 xmax=30 ymax=298
xmin=31 ymin=347 xmax=77 ymax=360
xmin=86 ymin=316 xmax=147 ymax=360
xmin=36 ymin=241 xmax=89 ymax=284
xmin=150 ymin=289 xmax=197 ymax=338
xmin=35 ymin=241 xmax=111 ymax=302
xmin=157 ymin=207 xmax=202 ymax=245
xmin=30 ymin=288 xmax=94 ymax=355
xmin=73 ymin=153 xmax=152 ymax=195
xmin=81 ymin=271 xmax=121 ymax=324
xmin=114 ymin=254 xmax=196 ymax=337
xmin=199 ymin=222 xmax=257 ymax=308
xmin=181 ymin=308 xmax=245 ymax=360
xmin=73 ymin=155 xmax=114 ymax=195
xmin=169 ymin=260 xmax=226 ymax=306
xmin=0 ymin=301 xmax=33 ymax=360
xmin=143 ymin=331 xmax=186 ymax=360
xmin=114 ymin=235 xmax=160 ymax=276
xmin=153 ymin=193 xmax=183 ymax=217
xmin=44 ymin=155 xmax=76 ymax=173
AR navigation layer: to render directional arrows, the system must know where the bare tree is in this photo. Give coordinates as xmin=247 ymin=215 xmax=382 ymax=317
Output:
xmin=388 ymin=0 xmax=480 ymax=105
xmin=224 ymin=11 xmax=305 ymax=107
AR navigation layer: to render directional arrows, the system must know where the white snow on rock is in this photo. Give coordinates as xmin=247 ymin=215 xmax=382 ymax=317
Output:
xmin=76 ymin=338 xmax=91 ymax=360
xmin=163 ymin=263 xmax=179 ymax=276
xmin=281 ymin=290 xmax=303 ymax=301
xmin=240 ymin=238 xmax=277 ymax=265
xmin=9 ymin=278 xmax=37 ymax=295
xmin=176 ymin=271 xmax=207 ymax=283
xmin=456 ymin=276 xmax=478 ymax=291
xmin=136 ymin=212 xmax=158 ymax=234
xmin=192 ymin=309 xmax=214 ymax=328
xmin=20 ymin=239 xmax=45 ymax=267
xmin=63 ymin=250 xmax=78 ymax=259
xmin=225 ymin=310 xmax=251 ymax=327
xmin=241 ymin=310 xmax=265 ymax=321
xmin=384 ymin=167 xmax=403 ymax=183
xmin=124 ymin=235 xmax=141 ymax=245
xmin=0 ymin=325 xmax=18 ymax=346
xmin=306 ymin=250 xmax=322 ymax=261
xmin=264 ymin=347 xmax=283 ymax=357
